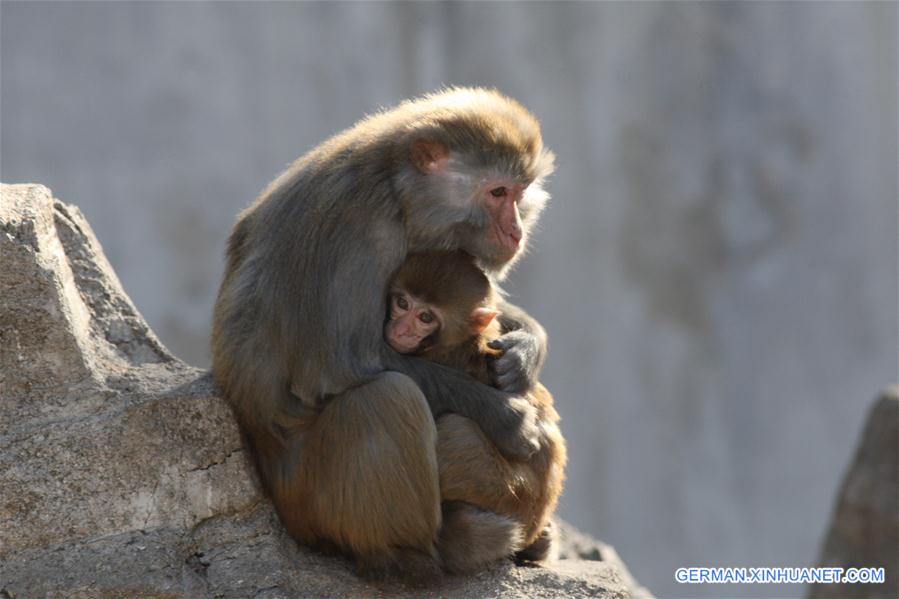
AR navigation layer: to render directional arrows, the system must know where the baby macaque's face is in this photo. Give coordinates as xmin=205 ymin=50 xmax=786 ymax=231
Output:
xmin=384 ymin=289 xmax=442 ymax=354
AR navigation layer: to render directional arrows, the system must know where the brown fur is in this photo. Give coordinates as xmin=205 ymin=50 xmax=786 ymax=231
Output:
xmin=212 ymin=88 xmax=554 ymax=580
xmin=390 ymin=251 xmax=567 ymax=557
xmin=437 ymin=501 xmax=524 ymax=574
xmin=436 ymin=388 xmax=566 ymax=552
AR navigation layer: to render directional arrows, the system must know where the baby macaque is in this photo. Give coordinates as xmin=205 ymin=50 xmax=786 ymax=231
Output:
xmin=386 ymin=251 xmax=567 ymax=562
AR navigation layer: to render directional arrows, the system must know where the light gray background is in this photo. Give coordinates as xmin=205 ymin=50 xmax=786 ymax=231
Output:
xmin=2 ymin=2 xmax=896 ymax=597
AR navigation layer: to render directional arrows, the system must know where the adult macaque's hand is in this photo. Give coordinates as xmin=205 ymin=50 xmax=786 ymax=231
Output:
xmin=489 ymin=330 xmax=541 ymax=394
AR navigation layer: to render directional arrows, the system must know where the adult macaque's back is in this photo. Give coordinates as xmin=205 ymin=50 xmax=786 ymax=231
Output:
xmin=211 ymin=88 xmax=555 ymax=578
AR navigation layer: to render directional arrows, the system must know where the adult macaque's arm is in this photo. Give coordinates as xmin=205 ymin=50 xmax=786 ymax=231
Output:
xmin=383 ymin=350 xmax=539 ymax=460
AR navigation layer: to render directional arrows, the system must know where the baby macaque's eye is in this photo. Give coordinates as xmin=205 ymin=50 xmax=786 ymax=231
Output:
xmin=419 ymin=311 xmax=434 ymax=324
xmin=490 ymin=186 xmax=507 ymax=198
xmin=396 ymin=295 xmax=409 ymax=310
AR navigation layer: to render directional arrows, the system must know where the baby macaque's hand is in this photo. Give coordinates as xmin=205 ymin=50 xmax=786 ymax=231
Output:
xmin=488 ymin=330 xmax=540 ymax=394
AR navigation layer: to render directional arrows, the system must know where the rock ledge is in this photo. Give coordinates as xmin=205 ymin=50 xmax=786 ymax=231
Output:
xmin=0 ymin=184 xmax=650 ymax=598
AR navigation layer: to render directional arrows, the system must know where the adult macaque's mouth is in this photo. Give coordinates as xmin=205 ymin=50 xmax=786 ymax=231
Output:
xmin=495 ymin=223 xmax=521 ymax=253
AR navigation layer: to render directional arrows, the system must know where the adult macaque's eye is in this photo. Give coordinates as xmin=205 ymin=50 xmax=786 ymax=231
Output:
xmin=419 ymin=311 xmax=434 ymax=324
xmin=490 ymin=186 xmax=507 ymax=198
xmin=396 ymin=295 xmax=409 ymax=310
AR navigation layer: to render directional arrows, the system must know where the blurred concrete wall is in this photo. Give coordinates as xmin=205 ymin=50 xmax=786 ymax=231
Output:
xmin=2 ymin=2 xmax=896 ymax=596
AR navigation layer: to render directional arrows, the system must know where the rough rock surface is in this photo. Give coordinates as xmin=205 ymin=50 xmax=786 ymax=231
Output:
xmin=809 ymin=388 xmax=899 ymax=599
xmin=0 ymin=184 xmax=649 ymax=598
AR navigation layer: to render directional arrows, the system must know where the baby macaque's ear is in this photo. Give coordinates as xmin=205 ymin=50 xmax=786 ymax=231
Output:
xmin=469 ymin=308 xmax=499 ymax=334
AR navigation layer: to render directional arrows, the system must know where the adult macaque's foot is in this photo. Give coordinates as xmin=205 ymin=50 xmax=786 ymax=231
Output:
xmin=515 ymin=521 xmax=557 ymax=563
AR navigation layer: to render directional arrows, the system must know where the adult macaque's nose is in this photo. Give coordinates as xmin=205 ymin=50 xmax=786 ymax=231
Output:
xmin=505 ymin=200 xmax=523 ymax=246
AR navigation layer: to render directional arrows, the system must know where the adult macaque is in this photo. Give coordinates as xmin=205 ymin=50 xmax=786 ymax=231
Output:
xmin=212 ymin=88 xmax=554 ymax=579
xmin=386 ymin=251 xmax=567 ymax=570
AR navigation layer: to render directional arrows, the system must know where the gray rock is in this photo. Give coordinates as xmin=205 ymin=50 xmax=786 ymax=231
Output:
xmin=0 ymin=183 xmax=649 ymax=598
xmin=557 ymin=521 xmax=654 ymax=599
xmin=809 ymin=388 xmax=899 ymax=599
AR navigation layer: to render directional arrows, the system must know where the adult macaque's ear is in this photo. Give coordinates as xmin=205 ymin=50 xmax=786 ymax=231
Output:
xmin=410 ymin=139 xmax=449 ymax=173
xmin=469 ymin=308 xmax=499 ymax=334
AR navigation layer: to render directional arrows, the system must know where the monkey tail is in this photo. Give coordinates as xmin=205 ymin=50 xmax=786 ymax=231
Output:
xmin=437 ymin=501 xmax=524 ymax=574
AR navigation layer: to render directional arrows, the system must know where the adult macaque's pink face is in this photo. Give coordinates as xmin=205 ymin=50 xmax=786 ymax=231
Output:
xmin=483 ymin=181 xmax=525 ymax=262
xmin=409 ymin=139 xmax=534 ymax=269
xmin=385 ymin=290 xmax=442 ymax=354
